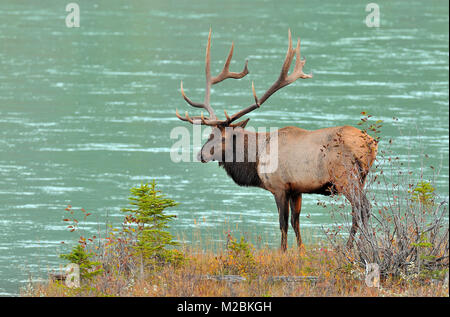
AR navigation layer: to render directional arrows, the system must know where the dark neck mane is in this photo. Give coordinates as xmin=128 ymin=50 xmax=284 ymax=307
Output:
xmin=218 ymin=130 xmax=264 ymax=188
xmin=219 ymin=161 xmax=262 ymax=188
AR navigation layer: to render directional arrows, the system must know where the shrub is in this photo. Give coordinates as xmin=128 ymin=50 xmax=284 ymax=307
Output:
xmin=57 ymin=181 xmax=184 ymax=294
xmin=324 ymin=115 xmax=448 ymax=280
xmin=59 ymin=206 xmax=103 ymax=284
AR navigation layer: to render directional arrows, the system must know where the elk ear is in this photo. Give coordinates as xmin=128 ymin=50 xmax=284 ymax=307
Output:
xmin=230 ymin=118 xmax=250 ymax=129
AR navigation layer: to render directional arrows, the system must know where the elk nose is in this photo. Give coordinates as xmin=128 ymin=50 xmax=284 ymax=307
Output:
xmin=197 ymin=151 xmax=205 ymax=163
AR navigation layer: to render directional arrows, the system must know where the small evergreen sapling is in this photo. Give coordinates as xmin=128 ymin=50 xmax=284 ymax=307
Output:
xmin=59 ymin=245 xmax=103 ymax=281
xmin=121 ymin=180 xmax=182 ymax=268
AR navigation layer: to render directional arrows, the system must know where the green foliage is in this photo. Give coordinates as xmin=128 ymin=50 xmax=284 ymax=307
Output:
xmin=411 ymin=233 xmax=433 ymax=249
xmin=59 ymin=244 xmax=103 ymax=281
xmin=410 ymin=181 xmax=435 ymax=205
xmin=419 ymin=268 xmax=448 ymax=280
xmin=122 ymin=180 xmax=183 ymax=268
xmin=227 ymin=236 xmax=254 ymax=259
xmin=220 ymin=234 xmax=257 ymax=278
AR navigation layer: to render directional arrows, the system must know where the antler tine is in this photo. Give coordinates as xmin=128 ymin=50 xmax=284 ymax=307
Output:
xmin=176 ymin=29 xmax=311 ymax=127
xmin=175 ymin=109 xmax=205 ymax=125
xmin=200 ymin=112 xmax=228 ymax=126
xmin=223 ymin=81 xmax=260 ymax=123
xmin=184 ymin=111 xmax=194 ymax=124
xmin=226 ymin=29 xmax=312 ymax=124
xmin=204 ymin=28 xmax=213 ymax=113
xmin=175 ymin=108 xmax=187 ymax=121
xmin=258 ymin=29 xmax=312 ymax=105
xmin=177 ymin=27 xmax=217 ymax=121
xmin=179 ymin=80 xmax=217 ymax=122
xmin=279 ymin=29 xmax=295 ymax=81
xmin=286 ymin=37 xmax=313 ymax=83
xmin=180 ymin=81 xmax=205 ymax=109
xmin=224 ymin=110 xmax=231 ymax=121
xmin=212 ymin=42 xmax=249 ymax=85
xmin=175 ymin=109 xmax=192 ymax=123
xmin=225 ymin=81 xmax=260 ymax=121
xmin=177 ymin=28 xmax=251 ymax=126
xmin=252 ymin=81 xmax=259 ymax=107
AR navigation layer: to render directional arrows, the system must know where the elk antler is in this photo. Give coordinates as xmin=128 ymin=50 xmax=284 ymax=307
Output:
xmin=225 ymin=29 xmax=312 ymax=124
xmin=176 ymin=28 xmax=249 ymax=125
xmin=175 ymin=29 xmax=311 ymax=126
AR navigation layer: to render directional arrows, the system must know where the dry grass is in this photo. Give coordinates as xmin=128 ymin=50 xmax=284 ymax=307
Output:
xmin=25 ymin=243 xmax=448 ymax=297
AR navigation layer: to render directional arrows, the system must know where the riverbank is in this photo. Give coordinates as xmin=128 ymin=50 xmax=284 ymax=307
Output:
xmin=24 ymin=243 xmax=448 ymax=297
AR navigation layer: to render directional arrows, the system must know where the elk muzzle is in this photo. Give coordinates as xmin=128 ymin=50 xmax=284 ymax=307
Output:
xmin=198 ymin=146 xmax=214 ymax=163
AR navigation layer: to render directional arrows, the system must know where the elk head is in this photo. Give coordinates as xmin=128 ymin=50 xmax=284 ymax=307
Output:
xmin=175 ymin=29 xmax=312 ymax=164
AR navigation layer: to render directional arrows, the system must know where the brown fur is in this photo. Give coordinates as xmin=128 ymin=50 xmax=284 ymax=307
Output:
xmin=206 ymin=125 xmax=378 ymax=251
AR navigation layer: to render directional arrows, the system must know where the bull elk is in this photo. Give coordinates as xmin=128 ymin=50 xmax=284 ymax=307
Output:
xmin=175 ymin=29 xmax=378 ymax=251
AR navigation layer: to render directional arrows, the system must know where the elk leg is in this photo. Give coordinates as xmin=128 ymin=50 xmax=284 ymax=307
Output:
xmin=274 ymin=192 xmax=289 ymax=252
xmin=289 ymin=194 xmax=303 ymax=248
